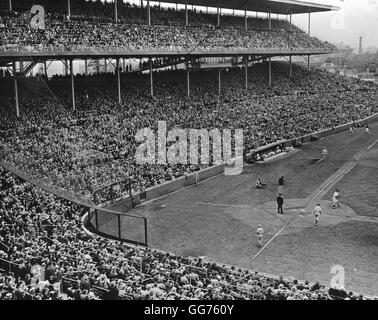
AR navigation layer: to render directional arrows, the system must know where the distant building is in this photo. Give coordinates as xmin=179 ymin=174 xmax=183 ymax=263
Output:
xmin=318 ymin=42 xmax=354 ymax=66
xmin=319 ymin=62 xmax=338 ymax=74
xmin=366 ymin=63 xmax=377 ymax=75
xmin=366 ymin=47 xmax=377 ymax=54
xmin=319 ymin=62 xmax=359 ymax=79
xmin=338 ymin=67 xmax=358 ymax=78
xmin=359 ymin=63 xmax=378 ymax=83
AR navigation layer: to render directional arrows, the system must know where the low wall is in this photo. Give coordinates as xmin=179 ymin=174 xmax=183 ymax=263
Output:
xmin=106 ymin=164 xmax=225 ymax=210
xmin=247 ymin=112 xmax=378 ymax=160
xmin=144 ymin=164 xmax=224 ymax=202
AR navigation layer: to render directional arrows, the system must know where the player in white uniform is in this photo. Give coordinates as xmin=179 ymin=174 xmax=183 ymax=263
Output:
xmin=313 ymin=204 xmax=322 ymax=227
xmin=321 ymin=147 xmax=328 ymax=160
xmin=256 ymin=225 xmax=264 ymax=247
xmin=365 ymin=125 xmax=370 ymax=135
xmin=256 ymin=179 xmax=266 ymax=189
xmin=332 ymin=189 xmax=341 ymax=209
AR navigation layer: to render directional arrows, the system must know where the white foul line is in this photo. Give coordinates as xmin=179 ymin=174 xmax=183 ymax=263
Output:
xmin=355 ymin=139 xmax=378 ymax=160
xmin=311 ymin=162 xmax=353 ymax=200
xmin=251 ymin=224 xmax=288 ymax=261
xmin=196 ymin=201 xmax=252 ymax=209
xmin=311 ymin=139 xmax=378 ymax=200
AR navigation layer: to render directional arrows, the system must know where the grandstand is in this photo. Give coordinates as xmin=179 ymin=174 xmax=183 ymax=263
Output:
xmin=1 ymin=0 xmax=378 ymax=302
xmin=0 ymin=0 xmax=338 ymax=112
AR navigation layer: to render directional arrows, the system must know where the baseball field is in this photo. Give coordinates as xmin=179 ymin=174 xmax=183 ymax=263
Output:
xmin=108 ymin=123 xmax=378 ymax=296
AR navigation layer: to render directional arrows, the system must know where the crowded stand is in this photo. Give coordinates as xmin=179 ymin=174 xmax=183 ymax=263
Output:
xmin=0 ymin=1 xmax=336 ymax=51
xmin=0 ymin=62 xmax=377 ymax=202
xmin=0 ymin=0 xmax=376 ymax=302
xmin=1 ymin=167 xmax=372 ymax=300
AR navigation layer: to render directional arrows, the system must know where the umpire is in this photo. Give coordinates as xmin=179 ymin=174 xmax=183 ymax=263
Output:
xmin=277 ymin=193 xmax=284 ymax=215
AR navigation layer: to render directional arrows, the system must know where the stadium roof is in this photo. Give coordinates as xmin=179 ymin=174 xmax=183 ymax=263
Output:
xmin=163 ymin=0 xmax=340 ymax=15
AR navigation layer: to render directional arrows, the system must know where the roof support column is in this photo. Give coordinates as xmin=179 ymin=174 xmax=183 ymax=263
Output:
xmin=9 ymin=0 xmax=12 ymax=12
xmin=64 ymin=59 xmax=69 ymax=76
xmin=44 ymin=61 xmax=48 ymax=76
xmin=185 ymin=1 xmax=188 ymax=27
xmin=308 ymin=10 xmax=311 ymax=36
xmin=147 ymin=0 xmax=151 ymax=26
xmin=245 ymin=56 xmax=248 ymax=90
xmin=114 ymin=0 xmax=118 ymax=23
xmin=67 ymin=0 xmax=71 ymax=19
xmin=217 ymin=1 xmax=220 ymax=26
xmin=149 ymin=58 xmax=154 ymax=97
xmin=116 ymin=58 xmax=121 ymax=104
xmin=290 ymin=13 xmax=292 ymax=31
xmin=268 ymin=57 xmax=272 ymax=88
xmin=186 ymin=63 xmax=190 ymax=98
xmin=218 ymin=68 xmax=221 ymax=95
xmin=268 ymin=8 xmax=271 ymax=30
xmin=289 ymin=56 xmax=292 ymax=78
xmin=140 ymin=0 xmax=143 ymax=9
xmin=85 ymin=58 xmax=88 ymax=76
xmin=70 ymin=59 xmax=76 ymax=111
xmin=244 ymin=10 xmax=247 ymax=30
xmin=12 ymin=62 xmax=19 ymax=118
xmin=307 ymin=55 xmax=310 ymax=70
xmin=104 ymin=58 xmax=108 ymax=73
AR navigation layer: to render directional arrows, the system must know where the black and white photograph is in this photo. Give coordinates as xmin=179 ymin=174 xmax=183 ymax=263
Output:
xmin=0 ymin=0 xmax=378 ymax=308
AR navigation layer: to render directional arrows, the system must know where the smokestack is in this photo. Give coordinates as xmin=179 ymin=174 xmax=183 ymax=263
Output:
xmin=359 ymin=37 xmax=363 ymax=55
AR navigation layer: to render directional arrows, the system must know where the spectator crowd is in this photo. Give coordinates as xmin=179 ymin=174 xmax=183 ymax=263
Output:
xmin=0 ymin=2 xmax=336 ymax=52
xmin=0 ymin=0 xmax=376 ymax=301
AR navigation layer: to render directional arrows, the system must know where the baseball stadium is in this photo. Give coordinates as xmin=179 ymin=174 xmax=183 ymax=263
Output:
xmin=0 ymin=0 xmax=377 ymax=301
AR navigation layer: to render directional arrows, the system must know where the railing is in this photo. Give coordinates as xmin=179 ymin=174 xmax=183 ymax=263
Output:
xmin=0 ymin=44 xmax=335 ymax=55
xmin=86 ymin=207 xmax=148 ymax=247
xmin=0 ymin=161 xmax=94 ymax=208
xmin=91 ymin=179 xmax=132 ymax=206
xmin=0 ymin=258 xmax=21 ymax=275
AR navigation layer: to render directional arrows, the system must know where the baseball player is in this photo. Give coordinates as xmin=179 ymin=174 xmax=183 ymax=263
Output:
xmin=321 ymin=146 xmax=328 ymax=160
xmin=332 ymin=189 xmax=341 ymax=209
xmin=257 ymin=224 xmax=264 ymax=247
xmin=313 ymin=204 xmax=322 ymax=227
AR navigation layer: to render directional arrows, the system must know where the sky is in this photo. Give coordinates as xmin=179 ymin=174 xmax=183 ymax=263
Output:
xmin=293 ymin=0 xmax=378 ymax=50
